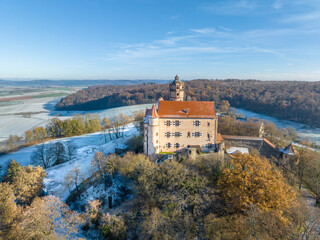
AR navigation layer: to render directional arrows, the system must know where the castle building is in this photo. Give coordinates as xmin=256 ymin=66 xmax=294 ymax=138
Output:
xmin=143 ymin=76 xmax=220 ymax=156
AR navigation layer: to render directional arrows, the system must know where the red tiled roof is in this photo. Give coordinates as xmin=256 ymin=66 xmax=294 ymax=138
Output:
xmin=263 ymin=138 xmax=278 ymax=150
xmin=157 ymin=101 xmax=215 ymax=118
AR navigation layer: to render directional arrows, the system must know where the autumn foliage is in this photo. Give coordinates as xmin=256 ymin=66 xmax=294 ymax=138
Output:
xmin=218 ymin=153 xmax=296 ymax=219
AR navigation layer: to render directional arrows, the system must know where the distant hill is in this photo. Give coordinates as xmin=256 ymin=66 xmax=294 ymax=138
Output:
xmin=56 ymin=79 xmax=320 ymax=128
xmin=0 ymin=79 xmax=169 ymax=87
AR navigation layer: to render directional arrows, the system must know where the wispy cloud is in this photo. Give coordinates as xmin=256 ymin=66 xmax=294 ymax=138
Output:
xmin=282 ymin=11 xmax=320 ymax=23
xmin=102 ymin=28 xmax=298 ymax=64
xmin=200 ymin=0 xmax=259 ymax=15
xmin=190 ymin=28 xmax=216 ymax=34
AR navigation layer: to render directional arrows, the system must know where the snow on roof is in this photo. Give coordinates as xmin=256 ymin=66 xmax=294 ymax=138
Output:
xmin=226 ymin=147 xmax=249 ymax=155
xmin=280 ymin=143 xmax=298 ymax=155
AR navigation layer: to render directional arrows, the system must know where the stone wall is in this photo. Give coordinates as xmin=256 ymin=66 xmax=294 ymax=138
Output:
xmin=222 ymin=135 xmax=281 ymax=159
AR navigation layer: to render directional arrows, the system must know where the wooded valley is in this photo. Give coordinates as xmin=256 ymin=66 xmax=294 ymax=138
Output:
xmin=56 ymin=79 xmax=320 ymax=127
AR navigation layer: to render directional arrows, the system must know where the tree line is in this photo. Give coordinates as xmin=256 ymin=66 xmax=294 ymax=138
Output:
xmin=1 ymin=112 xmax=135 ymax=154
xmin=56 ymin=79 xmax=320 ymax=127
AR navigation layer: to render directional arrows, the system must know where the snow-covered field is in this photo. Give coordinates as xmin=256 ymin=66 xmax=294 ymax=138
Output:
xmin=0 ymin=93 xmax=151 ymax=140
xmin=0 ymin=123 xmax=138 ymax=201
xmin=236 ymin=108 xmax=320 ymax=145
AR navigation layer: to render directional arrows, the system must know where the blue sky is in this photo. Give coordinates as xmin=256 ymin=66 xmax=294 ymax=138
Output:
xmin=0 ymin=0 xmax=320 ymax=80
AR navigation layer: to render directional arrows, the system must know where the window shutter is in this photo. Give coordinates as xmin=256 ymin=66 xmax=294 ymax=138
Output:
xmin=179 ymin=120 xmax=181 ymax=126
xmin=173 ymin=121 xmax=175 ymax=126
xmin=172 ymin=132 xmax=175 ymax=137
xmin=200 ymin=132 xmax=202 ymax=137
xmin=164 ymin=121 xmax=167 ymax=126
xmin=192 ymin=132 xmax=195 ymax=137
xmin=193 ymin=120 xmax=195 ymax=126
xmin=199 ymin=121 xmax=202 ymax=126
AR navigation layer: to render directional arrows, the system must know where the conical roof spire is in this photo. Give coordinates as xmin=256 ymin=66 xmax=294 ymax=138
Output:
xmin=151 ymin=104 xmax=158 ymax=118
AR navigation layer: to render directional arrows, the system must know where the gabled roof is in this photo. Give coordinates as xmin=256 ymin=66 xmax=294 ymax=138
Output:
xmin=282 ymin=144 xmax=298 ymax=155
xmin=157 ymin=101 xmax=215 ymax=118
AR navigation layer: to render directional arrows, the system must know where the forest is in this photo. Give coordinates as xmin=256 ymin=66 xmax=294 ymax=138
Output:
xmin=2 ymin=144 xmax=320 ymax=239
xmin=1 ymin=111 xmax=320 ymax=239
xmin=56 ymin=79 xmax=320 ymax=127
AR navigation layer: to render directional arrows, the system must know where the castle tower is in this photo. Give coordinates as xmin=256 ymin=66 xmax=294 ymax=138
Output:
xmin=169 ymin=75 xmax=184 ymax=101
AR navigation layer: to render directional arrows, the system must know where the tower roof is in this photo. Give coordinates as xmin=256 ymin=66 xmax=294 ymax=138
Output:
xmin=151 ymin=104 xmax=158 ymax=118
xmin=173 ymin=74 xmax=181 ymax=83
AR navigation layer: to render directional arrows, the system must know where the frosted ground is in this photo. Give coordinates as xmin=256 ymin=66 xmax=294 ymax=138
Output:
xmin=0 ymin=94 xmax=152 ymax=140
xmin=236 ymin=108 xmax=320 ymax=145
xmin=0 ymin=123 xmax=138 ymax=201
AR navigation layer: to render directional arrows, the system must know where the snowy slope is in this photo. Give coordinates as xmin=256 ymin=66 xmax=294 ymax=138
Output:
xmin=0 ymin=123 xmax=138 ymax=201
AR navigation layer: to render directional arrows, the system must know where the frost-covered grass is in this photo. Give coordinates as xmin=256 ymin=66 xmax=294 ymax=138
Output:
xmin=0 ymin=123 xmax=138 ymax=202
xmin=236 ymin=108 xmax=320 ymax=145
xmin=0 ymin=92 xmax=151 ymax=141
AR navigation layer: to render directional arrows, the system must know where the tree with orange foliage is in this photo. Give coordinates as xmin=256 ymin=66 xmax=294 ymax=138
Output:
xmin=218 ymin=153 xmax=296 ymax=221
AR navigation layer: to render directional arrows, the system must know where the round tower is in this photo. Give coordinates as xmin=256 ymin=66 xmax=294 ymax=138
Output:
xmin=169 ymin=75 xmax=184 ymax=101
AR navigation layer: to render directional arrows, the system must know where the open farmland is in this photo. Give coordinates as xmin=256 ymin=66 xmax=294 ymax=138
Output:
xmin=0 ymin=86 xmax=152 ymax=141
xmin=0 ymin=87 xmax=78 ymax=140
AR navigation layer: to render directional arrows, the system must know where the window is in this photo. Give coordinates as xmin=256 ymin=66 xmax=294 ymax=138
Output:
xmin=193 ymin=120 xmax=201 ymax=126
xmin=175 ymin=132 xmax=181 ymax=137
xmin=207 ymin=133 xmax=210 ymax=140
xmin=187 ymin=132 xmax=191 ymax=137
xmin=175 ymin=120 xmax=181 ymax=126
xmin=174 ymin=143 xmax=180 ymax=148
xmin=194 ymin=132 xmax=202 ymax=137
xmin=165 ymin=132 xmax=171 ymax=138
xmin=156 ymin=132 xmax=158 ymax=136
xmin=156 ymin=140 xmax=158 ymax=144
xmin=166 ymin=143 xmax=172 ymax=148
xmin=207 ymin=122 xmax=210 ymax=127
xmin=165 ymin=120 xmax=171 ymax=126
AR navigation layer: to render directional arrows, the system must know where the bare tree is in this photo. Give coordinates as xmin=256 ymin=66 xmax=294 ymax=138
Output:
xmin=32 ymin=143 xmax=52 ymax=169
xmin=65 ymin=141 xmax=77 ymax=162
xmin=5 ymin=135 xmax=22 ymax=150
xmin=101 ymin=117 xmax=110 ymax=143
xmin=49 ymin=142 xmax=67 ymax=166
xmin=64 ymin=163 xmax=84 ymax=197
xmin=109 ymin=114 xmax=129 ymax=139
